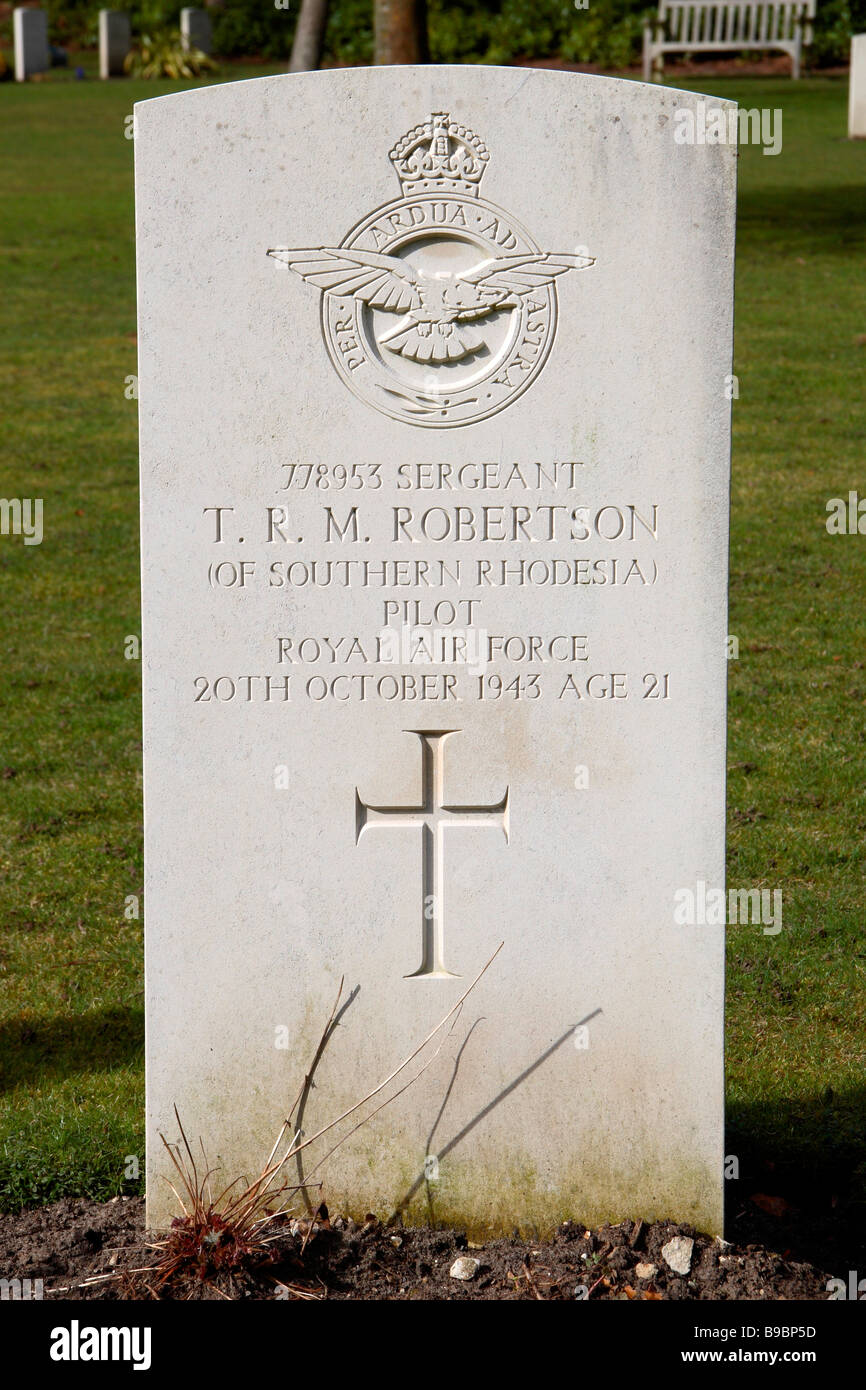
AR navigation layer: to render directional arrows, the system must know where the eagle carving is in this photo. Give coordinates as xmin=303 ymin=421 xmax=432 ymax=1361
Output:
xmin=267 ymin=246 xmax=595 ymax=365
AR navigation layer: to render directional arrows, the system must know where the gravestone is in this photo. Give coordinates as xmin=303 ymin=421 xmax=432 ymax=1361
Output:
xmin=179 ymin=7 xmax=212 ymax=55
xmin=13 ymin=7 xmax=49 ymax=81
xmin=136 ymin=67 xmax=735 ymax=1236
xmin=850 ymin=35 xmax=866 ymax=138
xmin=99 ymin=10 xmax=130 ymax=80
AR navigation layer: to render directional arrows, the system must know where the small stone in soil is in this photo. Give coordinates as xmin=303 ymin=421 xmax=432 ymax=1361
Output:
xmin=662 ymin=1236 xmax=695 ymax=1275
xmin=450 ymin=1256 xmax=481 ymax=1280
xmin=635 ymin=1262 xmax=658 ymax=1280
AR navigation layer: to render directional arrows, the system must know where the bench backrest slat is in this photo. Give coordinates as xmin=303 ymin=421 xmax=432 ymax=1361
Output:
xmin=656 ymin=0 xmax=816 ymax=45
xmin=659 ymin=0 xmax=814 ymax=8
xmin=658 ymin=0 xmax=814 ymax=16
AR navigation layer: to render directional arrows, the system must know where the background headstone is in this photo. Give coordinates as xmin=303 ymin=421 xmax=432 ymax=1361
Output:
xmin=136 ymin=67 xmax=735 ymax=1236
xmin=13 ymin=7 xmax=49 ymax=81
xmin=849 ymin=34 xmax=866 ymax=138
xmin=180 ymin=7 xmax=212 ymax=54
xmin=99 ymin=10 xmax=130 ymax=80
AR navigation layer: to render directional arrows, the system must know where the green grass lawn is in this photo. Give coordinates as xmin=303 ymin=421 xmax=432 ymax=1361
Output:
xmin=0 ymin=66 xmax=864 ymax=1220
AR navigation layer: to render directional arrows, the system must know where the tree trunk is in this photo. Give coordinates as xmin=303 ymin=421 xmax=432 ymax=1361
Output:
xmin=374 ymin=0 xmax=429 ymax=65
xmin=289 ymin=0 xmax=330 ymax=73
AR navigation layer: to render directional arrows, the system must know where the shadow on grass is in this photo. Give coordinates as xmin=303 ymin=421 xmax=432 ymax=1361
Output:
xmin=737 ymin=184 xmax=866 ymax=250
xmin=727 ymin=1089 xmax=866 ymax=1275
xmin=0 ymin=1006 xmax=144 ymax=1092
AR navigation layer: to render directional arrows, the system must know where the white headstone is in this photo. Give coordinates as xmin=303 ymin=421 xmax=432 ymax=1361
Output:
xmin=136 ymin=67 xmax=735 ymax=1236
xmin=13 ymin=6 xmax=49 ymax=81
xmin=180 ymin=7 xmax=212 ymax=55
xmin=99 ymin=10 xmax=130 ymax=80
xmin=849 ymin=34 xmax=866 ymax=139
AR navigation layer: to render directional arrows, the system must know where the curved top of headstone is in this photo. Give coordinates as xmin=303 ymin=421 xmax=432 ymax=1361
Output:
xmin=133 ymin=62 xmax=737 ymax=115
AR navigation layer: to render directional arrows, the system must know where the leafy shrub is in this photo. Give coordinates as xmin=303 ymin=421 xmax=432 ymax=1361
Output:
xmin=125 ymin=29 xmax=219 ymax=77
xmin=809 ymin=0 xmax=866 ymax=66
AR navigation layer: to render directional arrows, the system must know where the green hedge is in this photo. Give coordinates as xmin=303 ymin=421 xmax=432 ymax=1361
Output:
xmin=3 ymin=0 xmax=866 ymax=71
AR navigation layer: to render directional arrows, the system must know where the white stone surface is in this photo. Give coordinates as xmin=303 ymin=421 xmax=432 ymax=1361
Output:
xmin=180 ymin=7 xmax=212 ymax=54
xmin=99 ymin=10 xmax=130 ymax=80
xmin=13 ymin=7 xmax=49 ymax=81
xmin=136 ymin=67 xmax=735 ymax=1236
xmin=849 ymin=35 xmax=866 ymax=138
xmin=449 ymin=1256 xmax=481 ymax=1280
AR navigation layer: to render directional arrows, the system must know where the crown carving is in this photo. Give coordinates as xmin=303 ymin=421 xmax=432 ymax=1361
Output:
xmin=389 ymin=112 xmax=489 ymax=198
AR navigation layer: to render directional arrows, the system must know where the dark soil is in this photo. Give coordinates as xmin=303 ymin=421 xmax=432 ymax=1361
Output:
xmin=0 ymin=1196 xmax=836 ymax=1300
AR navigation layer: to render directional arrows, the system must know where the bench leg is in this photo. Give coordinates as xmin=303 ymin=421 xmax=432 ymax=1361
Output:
xmin=792 ymin=42 xmax=800 ymax=79
xmin=642 ymin=31 xmax=652 ymax=83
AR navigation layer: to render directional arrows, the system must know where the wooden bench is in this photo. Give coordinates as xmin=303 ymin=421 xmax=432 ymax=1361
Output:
xmin=643 ymin=0 xmax=815 ymax=81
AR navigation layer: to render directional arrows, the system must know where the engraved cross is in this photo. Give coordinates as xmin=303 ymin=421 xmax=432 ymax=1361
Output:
xmin=355 ymin=730 xmax=509 ymax=978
